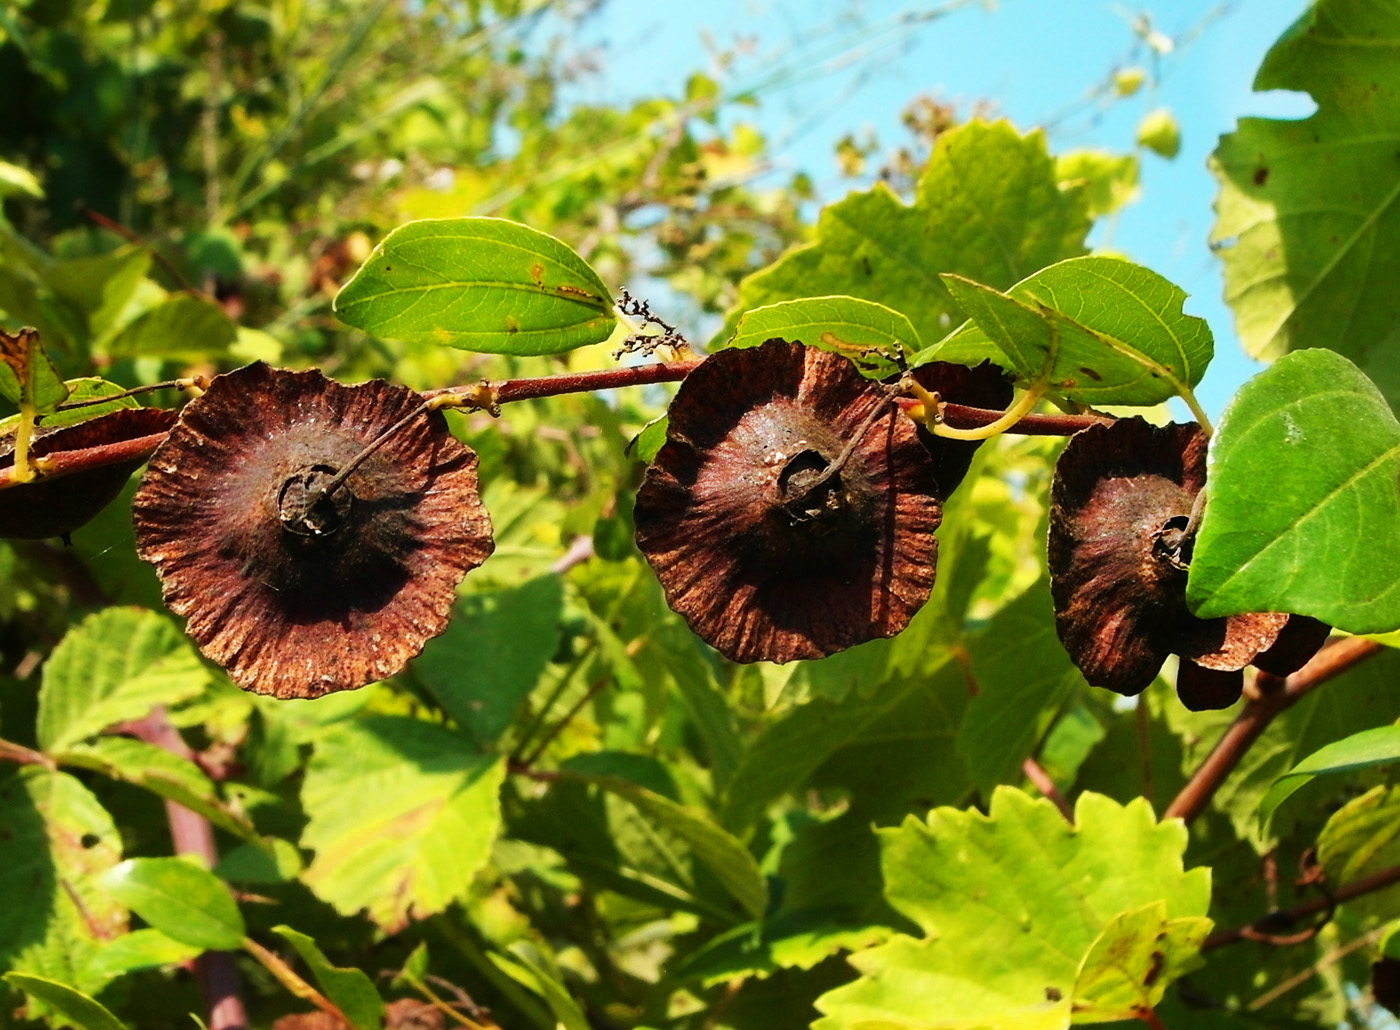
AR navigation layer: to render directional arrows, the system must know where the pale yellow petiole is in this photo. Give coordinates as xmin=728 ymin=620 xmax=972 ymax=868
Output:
xmin=904 ymin=375 xmax=1049 ymax=441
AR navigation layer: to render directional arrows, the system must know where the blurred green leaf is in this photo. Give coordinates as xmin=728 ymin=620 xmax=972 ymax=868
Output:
xmin=0 ymin=160 xmax=43 ymax=199
xmin=1055 ymin=150 xmax=1139 ymax=218
xmin=98 ymin=857 xmax=245 ymax=951
xmin=1211 ymin=0 xmax=1400 ymax=400
xmin=300 ymin=717 xmax=506 ymax=932
xmin=489 ymin=946 xmax=590 ymax=1030
xmin=272 ymin=926 xmax=385 ymax=1030
xmin=725 ymin=296 xmax=920 ymax=377
xmin=2 ymin=973 xmax=126 ymax=1030
xmin=334 ymin=217 xmax=616 ymax=354
xmin=1316 ymin=785 xmax=1400 ymax=922
xmin=0 ymin=325 xmax=68 ymax=412
xmin=104 ymin=294 xmax=237 ymax=358
xmin=36 ymin=607 xmax=210 ymax=752
xmin=937 ymin=256 xmax=1213 ymax=407
xmin=81 ymin=929 xmax=200 ymax=985
xmin=812 ymin=789 xmax=1211 ymax=1030
xmin=1187 ymin=349 xmax=1400 ymax=632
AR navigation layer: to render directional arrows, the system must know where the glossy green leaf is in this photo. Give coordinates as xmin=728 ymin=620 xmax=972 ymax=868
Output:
xmin=938 ymin=256 xmax=1213 ymax=406
xmin=561 ymin=767 xmax=767 ymax=920
xmin=0 ymin=325 xmax=68 ymax=412
xmin=98 ymin=857 xmax=245 ymax=951
xmin=0 ymin=769 xmax=126 ymax=996
xmin=56 ymin=736 xmax=259 ymax=842
xmin=725 ymin=296 xmax=920 ymax=377
xmin=812 ymin=789 xmax=1211 ymax=1030
xmin=720 ymin=120 xmax=1089 ymax=352
xmin=81 ymin=929 xmax=200 ymax=985
xmin=3 ymin=973 xmax=127 ymax=1030
xmin=334 ymin=217 xmax=616 ymax=354
xmin=272 ymin=926 xmax=384 ymax=1030
xmin=1187 ymin=349 xmax=1400 ymax=632
xmin=1211 ymin=0 xmax=1400 ymax=402
xmin=104 ymin=294 xmax=237 ymax=358
xmin=627 ymin=414 xmax=668 ymax=464
xmin=1258 ymin=725 xmax=1400 ymax=830
xmin=413 ymin=575 xmax=563 ymax=748
xmin=37 ymin=607 xmax=211 ymax=752
xmin=300 ymin=716 xmax=506 ymax=931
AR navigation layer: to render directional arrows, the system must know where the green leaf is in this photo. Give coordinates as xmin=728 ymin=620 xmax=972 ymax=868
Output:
xmin=1315 ymin=785 xmax=1400 ymax=922
xmin=98 ymin=857 xmax=245 ymax=951
xmin=55 ymin=736 xmax=259 ymax=842
xmin=938 ymin=256 xmax=1213 ymax=407
xmin=37 ymin=607 xmax=211 ymax=752
xmin=413 ymin=575 xmax=563 ymax=748
xmin=0 ymin=325 xmax=69 ymax=412
xmin=300 ymin=716 xmax=506 ymax=931
xmin=104 ymin=294 xmax=237 ymax=358
xmin=674 ymin=912 xmax=892 ymax=986
xmin=1210 ymin=0 xmax=1400 ymax=400
xmin=333 ymin=217 xmax=616 ymax=355
xmin=1072 ymin=902 xmax=1210 ymax=1021
xmin=1186 ymin=349 xmax=1400 ymax=632
xmin=3 ymin=973 xmax=127 ymax=1030
xmin=628 ymin=414 xmax=668 ymax=464
xmin=1055 ymin=150 xmax=1139 ymax=219
xmin=721 ymin=120 xmax=1089 ymax=352
xmin=812 ymin=789 xmax=1211 ymax=1030
xmin=37 ymin=378 xmax=140 ymax=429
xmin=724 ymin=296 xmax=920 ymax=378
xmin=957 ymin=581 xmax=1084 ymax=797
xmin=489 ymin=946 xmax=590 ymax=1030
xmin=272 ymin=926 xmax=385 ymax=1030
xmin=81 ymin=929 xmax=200 ymax=985
xmin=1258 ymin=724 xmax=1400 ymax=830
xmin=0 ymin=769 xmax=126 ymax=997
xmin=0 ymin=159 xmax=43 ymax=199
xmin=560 ymin=767 xmax=768 ymax=920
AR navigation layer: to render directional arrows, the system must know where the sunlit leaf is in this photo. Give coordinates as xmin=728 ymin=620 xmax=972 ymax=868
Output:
xmin=2 ymin=974 xmax=126 ymax=1030
xmin=0 ymin=325 xmax=68 ymax=412
xmin=720 ymin=120 xmax=1089 ymax=353
xmin=812 ymin=789 xmax=1210 ymax=1030
xmin=1187 ymin=349 xmax=1400 ymax=632
xmin=725 ymin=296 xmax=920 ymax=377
xmin=1211 ymin=0 xmax=1400 ymax=405
xmin=334 ymin=217 xmax=616 ymax=355
xmin=937 ymin=256 xmax=1213 ymax=407
xmin=37 ymin=378 xmax=140 ymax=429
xmin=299 ymin=717 xmax=506 ymax=932
xmin=1257 ymin=725 xmax=1400 ymax=830
xmin=104 ymin=294 xmax=237 ymax=358
xmin=1316 ymin=785 xmax=1400 ymax=922
xmin=98 ymin=857 xmax=245 ymax=951
xmin=36 ymin=607 xmax=211 ymax=752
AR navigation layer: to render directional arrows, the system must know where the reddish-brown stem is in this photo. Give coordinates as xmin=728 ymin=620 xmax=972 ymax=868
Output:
xmin=1022 ymin=756 xmax=1074 ymax=823
xmin=1164 ymin=637 xmax=1384 ymax=824
xmin=1203 ymin=860 xmax=1400 ymax=951
xmin=0 ymin=359 xmax=1111 ymax=493
xmin=128 ymin=710 xmax=249 ymax=1030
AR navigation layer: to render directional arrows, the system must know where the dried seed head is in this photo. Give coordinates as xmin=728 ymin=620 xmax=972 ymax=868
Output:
xmin=133 ymin=363 xmax=493 ymax=699
xmin=634 ymin=339 xmax=941 ymax=663
xmin=0 ymin=407 xmax=176 ymax=540
xmin=1049 ymin=418 xmax=1288 ymax=704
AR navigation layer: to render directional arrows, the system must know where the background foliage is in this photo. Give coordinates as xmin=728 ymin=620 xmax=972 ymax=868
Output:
xmin=4 ymin=1 xmax=1400 ymax=1029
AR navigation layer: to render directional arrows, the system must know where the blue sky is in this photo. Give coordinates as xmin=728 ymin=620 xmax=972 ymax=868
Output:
xmin=563 ymin=0 xmax=1316 ymax=418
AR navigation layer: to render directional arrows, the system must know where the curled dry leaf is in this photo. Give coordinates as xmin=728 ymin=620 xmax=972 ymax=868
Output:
xmin=133 ymin=363 xmax=493 ymax=699
xmin=634 ymin=338 xmax=942 ymax=663
xmin=1049 ymin=418 xmax=1309 ymax=710
xmin=0 ymin=407 xmax=176 ymax=540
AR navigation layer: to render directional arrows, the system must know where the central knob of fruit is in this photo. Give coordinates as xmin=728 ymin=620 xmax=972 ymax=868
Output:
xmin=778 ymin=448 xmax=845 ymax=524
xmin=277 ymin=464 xmax=353 ymax=537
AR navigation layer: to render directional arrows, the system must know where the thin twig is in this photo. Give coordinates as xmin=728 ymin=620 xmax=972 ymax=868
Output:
xmin=1022 ymin=756 xmax=1074 ymax=823
xmin=1203 ymin=861 xmax=1400 ymax=951
xmin=1164 ymin=637 xmax=1384 ymax=824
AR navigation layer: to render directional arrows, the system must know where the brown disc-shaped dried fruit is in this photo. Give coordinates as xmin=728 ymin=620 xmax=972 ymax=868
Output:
xmin=1048 ymin=418 xmax=1288 ymax=700
xmin=1252 ymin=614 xmax=1332 ymax=677
xmin=0 ymin=407 xmax=176 ymax=540
xmin=133 ymin=363 xmax=493 ymax=699
xmin=634 ymin=339 xmax=942 ymax=664
xmin=910 ymin=360 xmax=1013 ymax=497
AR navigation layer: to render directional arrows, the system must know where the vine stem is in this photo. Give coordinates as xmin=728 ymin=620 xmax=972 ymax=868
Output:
xmin=0 ymin=358 xmax=1114 ymax=492
xmin=1163 ymin=637 xmax=1384 ymax=824
xmin=1203 ymin=860 xmax=1400 ymax=951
